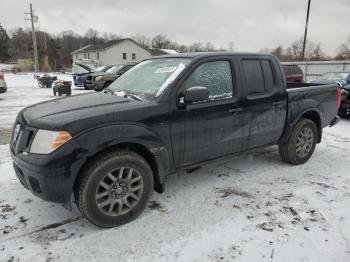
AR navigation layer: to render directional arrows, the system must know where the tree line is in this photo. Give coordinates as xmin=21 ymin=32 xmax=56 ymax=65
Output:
xmin=1 ymin=23 xmax=350 ymax=71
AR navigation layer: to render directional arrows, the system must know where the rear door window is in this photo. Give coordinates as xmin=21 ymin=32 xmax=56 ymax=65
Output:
xmin=242 ymin=59 xmax=277 ymax=96
xmin=261 ymin=60 xmax=276 ymax=92
xmin=242 ymin=59 xmax=265 ymax=95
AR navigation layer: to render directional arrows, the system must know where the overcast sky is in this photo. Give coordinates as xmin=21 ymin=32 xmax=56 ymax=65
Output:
xmin=1 ymin=0 xmax=349 ymax=55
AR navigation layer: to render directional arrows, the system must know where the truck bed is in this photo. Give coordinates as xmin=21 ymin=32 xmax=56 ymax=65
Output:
xmin=286 ymin=82 xmax=339 ymax=130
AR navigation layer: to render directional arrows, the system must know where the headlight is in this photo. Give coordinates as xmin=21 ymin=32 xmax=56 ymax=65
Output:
xmin=30 ymin=130 xmax=72 ymax=154
xmin=95 ymin=76 xmax=103 ymax=81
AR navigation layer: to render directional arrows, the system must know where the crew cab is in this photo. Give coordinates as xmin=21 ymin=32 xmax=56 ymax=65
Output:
xmin=10 ymin=53 xmax=340 ymax=228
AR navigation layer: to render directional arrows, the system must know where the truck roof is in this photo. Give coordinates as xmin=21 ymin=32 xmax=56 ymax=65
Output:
xmin=151 ymin=52 xmax=274 ymax=59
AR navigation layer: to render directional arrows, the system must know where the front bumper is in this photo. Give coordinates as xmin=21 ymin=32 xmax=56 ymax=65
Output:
xmin=10 ymin=139 xmax=86 ymax=204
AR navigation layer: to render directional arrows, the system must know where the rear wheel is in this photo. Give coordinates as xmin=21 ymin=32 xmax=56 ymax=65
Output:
xmin=279 ymin=118 xmax=317 ymax=165
xmin=75 ymin=150 xmax=154 ymax=228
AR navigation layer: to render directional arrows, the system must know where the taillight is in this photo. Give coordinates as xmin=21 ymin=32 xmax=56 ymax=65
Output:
xmin=337 ymin=88 xmax=342 ymax=109
xmin=0 ymin=74 xmax=4 ymax=81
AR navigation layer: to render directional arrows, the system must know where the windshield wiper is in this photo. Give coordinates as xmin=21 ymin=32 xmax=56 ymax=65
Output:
xmin=122 ymin=91 xmax=143 ymax=102
xmin=104 ymin=88 xmax=114 ymax=94
xmin=108 ymin=90 xmax=143 ymax=101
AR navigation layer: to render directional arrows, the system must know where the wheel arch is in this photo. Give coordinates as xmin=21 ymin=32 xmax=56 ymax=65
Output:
xmin=279 ymin=109 xmax=322 ymax=144
xmin=300 ymin=110 xmax=322 ymax=143
xmin=72 ymin=124 xmax=171 ymax=195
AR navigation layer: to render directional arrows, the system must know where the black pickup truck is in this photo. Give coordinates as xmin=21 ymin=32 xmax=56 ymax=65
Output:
xmin=10 ymin=53 xmax=340 ymax=227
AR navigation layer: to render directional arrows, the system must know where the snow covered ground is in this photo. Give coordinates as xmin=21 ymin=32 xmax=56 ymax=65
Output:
xmin=1 ymin=74 xmax=350 ymax=262
xmin=0 ymin=73 xmax=92 ymax=129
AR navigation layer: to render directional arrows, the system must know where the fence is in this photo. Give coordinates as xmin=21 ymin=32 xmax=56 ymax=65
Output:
xmin=281 ymin=60 xmax=350 ymax=82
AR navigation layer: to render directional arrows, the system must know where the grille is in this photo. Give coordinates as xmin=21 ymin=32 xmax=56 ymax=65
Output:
xmin=11 ymin=121 xmax=36 ymax=154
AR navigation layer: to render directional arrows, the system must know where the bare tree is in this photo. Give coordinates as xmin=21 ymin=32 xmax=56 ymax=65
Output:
xmin=228 ymin=41 xmax=235 ymax=52
xmin=189 ymin=42 xmax=203 ymax=52
xmin=152 ymin=34 xmax=172 ymax=49
xmin=131 ymin=34 xmax=151 ymax=48
xmin=84 ymin=28 xmax=99 ymax=48
xmin=336 ymin=36 xmax=350 ymax=60
xmin=271 ymin=46 xmax=284 ymax=59
xmin=204 ymin=42 xmax=215 ymax=51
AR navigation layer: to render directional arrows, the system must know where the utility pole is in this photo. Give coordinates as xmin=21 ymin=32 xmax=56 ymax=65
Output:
xmin=301 ymin=0 xmax=311 ymax=61
xmin=25 ymin=3 xmax=39 ymax=72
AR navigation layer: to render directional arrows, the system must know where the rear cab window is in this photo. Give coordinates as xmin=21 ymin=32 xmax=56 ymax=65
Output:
xmin=241 ymin=58 xmax=277 ymax=98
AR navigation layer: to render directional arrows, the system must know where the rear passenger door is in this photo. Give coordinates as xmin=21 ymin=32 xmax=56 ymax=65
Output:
xmin=239 ymin=57 xmax=287 ymax=150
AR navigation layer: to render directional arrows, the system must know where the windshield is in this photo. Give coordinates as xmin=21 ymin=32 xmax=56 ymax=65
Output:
xmin=319 ymin=72 xmax=349 ymax=81
xmin=95 ymin=66 xmax=107 ymax=72
xmin=106 ymin=65 xmax=124 ymax=74
xmin=108 ymin=58 xmax=191 ymax=97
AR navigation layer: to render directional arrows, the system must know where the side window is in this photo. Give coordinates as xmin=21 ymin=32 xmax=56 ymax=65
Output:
xmin=118 ymin=66 xmax=130 ymax=75
xmin=261 ymin=60 xmax=276 ymax=92
xmin=242 ymin=59 xmax=265 ymax=95
xmin=242 ymin=59 xmax=276 ymax=96
xmin=183 ymin=61 xmax=233 ymax=100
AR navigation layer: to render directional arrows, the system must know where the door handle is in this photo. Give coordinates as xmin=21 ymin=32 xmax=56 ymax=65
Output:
xmin=272 ymin=101 xmax=283 ymax=106
xmin=229 ymin=107 xmax=243 ymax=113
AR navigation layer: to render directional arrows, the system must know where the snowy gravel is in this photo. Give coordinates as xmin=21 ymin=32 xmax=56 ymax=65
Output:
xmin=0 ymin=74 xmax=350 ymax=262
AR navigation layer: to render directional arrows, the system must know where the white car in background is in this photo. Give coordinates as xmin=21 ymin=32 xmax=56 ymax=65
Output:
xmin=0 ymin=73 xmax=7 ymax=94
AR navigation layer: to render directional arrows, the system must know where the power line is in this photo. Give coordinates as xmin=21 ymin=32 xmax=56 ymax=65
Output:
xmin=25 ymin=3 xmax=39 ymax=72
xmin=301 ymin=0 xmax=311 ymax=61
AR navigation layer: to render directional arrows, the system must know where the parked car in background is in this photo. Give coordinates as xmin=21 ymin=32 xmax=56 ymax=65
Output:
xmin=312 ymin=72 xmax=350 ymax=118
xmin=90 ymin=64 xmax=135 ymax=91
xmin=282 ymin=64 xmax=304 ymax=82
xmin=0 ymin=73 xmax=7 ymax=94
xmin=339 ymin=85 xmax=350 ymax=118
xmin=311 ymin=72 xmax=350 ymax=87
xmin=11 ymin=52 xmax=340 ymax=228
xmin=72 ymin=64 xmax=114 ymax=89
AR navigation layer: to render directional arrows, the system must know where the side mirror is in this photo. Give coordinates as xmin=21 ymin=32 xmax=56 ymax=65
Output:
xmin=183 ymin=86 xmax=209 ymax=103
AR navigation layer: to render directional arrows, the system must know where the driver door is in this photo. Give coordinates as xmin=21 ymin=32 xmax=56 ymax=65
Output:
xmin=171 ymin=59 xmax=246 ymax=166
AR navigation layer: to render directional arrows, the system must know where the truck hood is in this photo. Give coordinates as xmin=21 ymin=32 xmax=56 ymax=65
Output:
xmin=21 ymin=92 xmax=150 ymax=134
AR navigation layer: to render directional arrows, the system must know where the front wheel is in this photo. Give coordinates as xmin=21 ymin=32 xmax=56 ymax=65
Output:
xmin=279 ymin=118 xmax=317 ymax=165
xmin=75 ymin=150 xmax=154 ymax=228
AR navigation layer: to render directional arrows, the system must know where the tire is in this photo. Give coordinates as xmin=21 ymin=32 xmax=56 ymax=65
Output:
xmin=75 ymin=150 xmax=154 ymax=228
xmin=279 ymin=118 xmax=317 ymax=165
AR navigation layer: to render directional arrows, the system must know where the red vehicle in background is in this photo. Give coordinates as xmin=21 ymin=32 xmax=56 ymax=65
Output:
xmin=282 ymin=64 xmax=304 ymax=83
xmin=0 ymin=73 xmax=7 ymax=94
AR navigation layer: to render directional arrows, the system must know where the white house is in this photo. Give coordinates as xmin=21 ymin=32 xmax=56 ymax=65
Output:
xmin=71 ymin=38 xmax=177 ymax=68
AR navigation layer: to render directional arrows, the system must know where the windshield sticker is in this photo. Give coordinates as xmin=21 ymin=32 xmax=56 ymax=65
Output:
xmin=156 ymin=63 xmax=186 ymax=97
xmin=154 ymin=67 xmax=177 ymax=74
